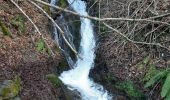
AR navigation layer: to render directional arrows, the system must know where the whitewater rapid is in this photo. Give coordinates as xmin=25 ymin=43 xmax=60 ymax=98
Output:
xmin=53 ymin=0 xmax=112 ymax=100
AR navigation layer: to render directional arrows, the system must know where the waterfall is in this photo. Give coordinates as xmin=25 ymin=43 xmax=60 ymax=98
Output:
xmin=51 ymin=0 xmax=112 ymax=99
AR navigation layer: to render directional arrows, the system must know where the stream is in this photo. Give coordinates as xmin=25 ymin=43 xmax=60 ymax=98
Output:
xmin=51 ymin=0 xmax=112 ymax=100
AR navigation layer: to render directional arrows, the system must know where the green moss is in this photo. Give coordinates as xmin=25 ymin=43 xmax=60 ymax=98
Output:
xmin=0 ymin=18 xmax=12 ymax=36
xmin=43 ymin=5 xmax=51 ymax=16
xmin=0 ymin=76 xmax=21 ymax=99
xmin=46 ymin=74 xmax=62 ymax=87
xmin=36 ymin=39 xmax=46 ymax=52
xmin=36 ymin=39 xmax=50 ymax=54
xmin=36 ymin=38 xmax=53 ymax=56
xmin=58 ymin=0 xmax=68 ymax=8
xmin=115 ymin=81 xmax=144 ymax=98
xmin=11 ymin=15 xmax=25 ymax=34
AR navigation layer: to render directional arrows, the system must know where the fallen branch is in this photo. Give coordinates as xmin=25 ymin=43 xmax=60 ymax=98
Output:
xmin=33 ymin=0 xmax=170 ymax=26
xmin=28 ymin=0 xmax=79 ymax=58
xmin=10 ymin=0 xmax=55 ymax=56
xmin=103 ymin=22 xmax=170 ymax=51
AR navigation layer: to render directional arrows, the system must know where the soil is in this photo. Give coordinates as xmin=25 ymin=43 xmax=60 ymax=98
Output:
xmin=89 ymin=0 xmax=170 ymax=99
xmin=1 ymin=0 xmax=170 ymax=100
xmin=0 ymin=0 xmax=64 ymax=99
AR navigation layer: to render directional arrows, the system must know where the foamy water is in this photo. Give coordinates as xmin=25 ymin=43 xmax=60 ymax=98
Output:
xmin=51 ymin=0 xmax=112 ymax=99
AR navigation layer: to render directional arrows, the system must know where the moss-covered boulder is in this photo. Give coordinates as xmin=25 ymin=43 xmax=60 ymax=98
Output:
xmin=46 ymin=74 xmax=62 ymax=87
xmin=0 ymin=76 xmax=21 ymax=99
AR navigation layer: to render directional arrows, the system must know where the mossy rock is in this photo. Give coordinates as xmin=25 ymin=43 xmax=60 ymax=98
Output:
xmin=46 ymin=74 xmax=62 ymax=87
xmin=0 ymin=18 xmax=12 ymax=36
xmin=58 ymin=0 xmax=68 ymax=8
xmin=0 ymin=76 xmax=21 ymax=99
xmin=11 ymin=15 xmax=25 ymax=34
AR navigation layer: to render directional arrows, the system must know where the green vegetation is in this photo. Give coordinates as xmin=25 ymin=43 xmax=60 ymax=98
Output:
xmin=36 ymin=38 xmax=51 ymax=55
xmin=0 ymin=76 xmax=21 ymax=99
xmin=139 ymin=56 xmax=170 ymax=99
xmin=0 ymin=18 xmax=12 ymax=36
xmin=134 ymin=55 xmax=170 ymax=99
xmin=58 ymin=0 xmax=68 ymax=8
xmin=142 ymin=64 xmax=159 ymax=82
xmin=115 ymin=81 xmax=144 ymax=98
xmin=145 ymin=70 xmax=170 ymax=100
xmin=11 ymin=15 xmax=25 ymax=34
xmin=138 ymin=56 xmax=150 ymax=69
xmin=36 ymin=38 xmax=46 ymax=52
xmin=137 ymin=56 xmax=159 ymax=82
xmin=46 ymin=74 xmax=62 ymax=87
xmin=43 ymin=5 xmax=51 ymax=16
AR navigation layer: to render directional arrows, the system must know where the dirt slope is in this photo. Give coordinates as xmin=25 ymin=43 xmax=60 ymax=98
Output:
xmin=0 ymin=0 xmax=63 ymax=99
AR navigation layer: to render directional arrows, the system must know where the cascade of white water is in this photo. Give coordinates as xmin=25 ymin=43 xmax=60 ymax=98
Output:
xmin=51 ymin=0 xmax=112 ymax=99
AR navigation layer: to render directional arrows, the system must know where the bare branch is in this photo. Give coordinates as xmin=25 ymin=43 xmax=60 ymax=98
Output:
xmin=33 ymin=0 xmax=170 ymax=25
xmin=10 ymin=0 xmax=55 ymax=56
xmin=28 ymin=0 xmax=80 ymax=58
xmin=103 ymin=22 xmax=170 ymax=51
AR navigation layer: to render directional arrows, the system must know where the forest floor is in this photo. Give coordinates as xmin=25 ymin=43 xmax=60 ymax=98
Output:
xmin=0 ymin=0 xmax=64 ymax=100
xmin=90 ymin=0 xmax=170 ymax=100
xmin=1 ymin=0 xmax=170 ymax=100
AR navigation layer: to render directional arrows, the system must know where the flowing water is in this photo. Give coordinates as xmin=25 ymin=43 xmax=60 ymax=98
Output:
xmin=51 ymin=0 xmax=112 ymax=99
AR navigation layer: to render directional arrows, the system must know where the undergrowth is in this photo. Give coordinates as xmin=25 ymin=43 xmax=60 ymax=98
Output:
xmin=115 ymin=81 xmax=144 ymax=98
xmin=145 ymin=69 xmax=170 ymax=100
xmin=139 ymin=56 xmax=170 ymax=99
xmin=36 ymin=38 xmax=51 ymax=55
xmin=0 ymin=18 xmax=11 ymax=36
xmin=11 ymin=15 xmax=25 ymax=34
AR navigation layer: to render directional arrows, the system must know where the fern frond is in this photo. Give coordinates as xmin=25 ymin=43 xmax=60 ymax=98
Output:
xmin=144 ymin=70 xmax=167 ymax=88
xmin=161 ymin=72 xmax=170 ymax=98
xmin=165 ymin=91 xmax=170 ymax=100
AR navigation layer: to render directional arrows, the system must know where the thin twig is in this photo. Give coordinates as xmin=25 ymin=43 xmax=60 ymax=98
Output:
xmin=28 ymin=0 xmax=80 ymax=58
xmin=10 ymin=0 xmax=55 ymax=56
xmin=33 ymin=0 xmax=170 ymax=25
xmin=103 ymin=22 xmax=170 ymax=51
